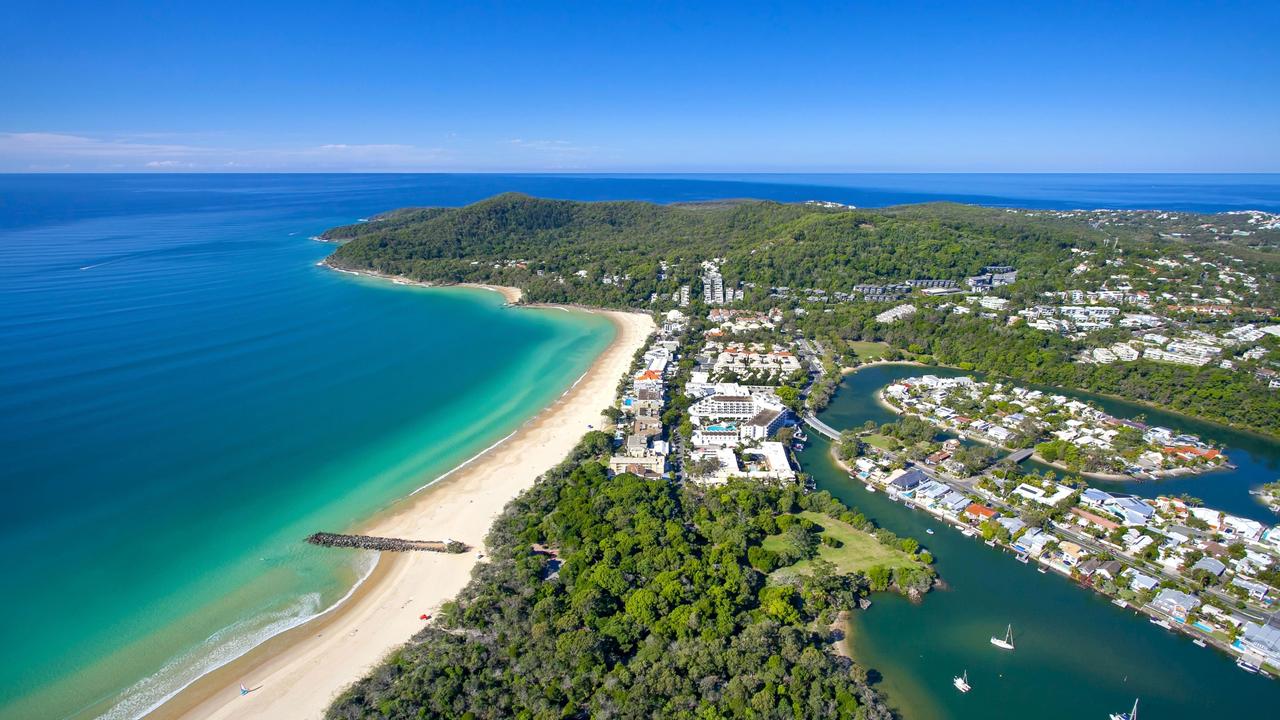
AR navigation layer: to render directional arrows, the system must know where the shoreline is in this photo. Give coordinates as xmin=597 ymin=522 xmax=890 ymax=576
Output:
xmin=320 ymin=260 xmax=525 ymax=304
xmin=149 ymin=271 xmax=652 ymax=720
xmin=841 ymin=359 xmax=1278 ymax=442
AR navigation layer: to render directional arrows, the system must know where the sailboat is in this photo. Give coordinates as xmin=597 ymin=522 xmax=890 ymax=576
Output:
xmin=990 ymin=623 xmax=1015 ymax=650
xmin=1109 ymin=698 xmax=1138 ymax=720
xmin=953 ymin=670 xmax=971 ymax=693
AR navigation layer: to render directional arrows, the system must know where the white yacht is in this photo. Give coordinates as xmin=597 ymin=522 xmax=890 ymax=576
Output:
xmin=952 ymin=670 xmax=971 ymax=693
xmin=1109 ymin=698 xmax=1138 ymax=720
xmin=990 ymin=624 xmax=1014 ymax=650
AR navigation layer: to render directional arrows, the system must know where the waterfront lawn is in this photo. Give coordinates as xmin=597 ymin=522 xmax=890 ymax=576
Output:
xmin=769 ymin=511 xmax=919 ymax=580
xmin=848 ymin=340 xmax=890 ymax=360
xmin=862 ymin=433 xmax=900 ymax=451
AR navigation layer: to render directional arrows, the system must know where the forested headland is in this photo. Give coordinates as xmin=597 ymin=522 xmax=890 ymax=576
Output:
xmin=327 ymin=432 xmax=933 ymax=719
xmin=324 ymin=193 xmax=1280 ymax=436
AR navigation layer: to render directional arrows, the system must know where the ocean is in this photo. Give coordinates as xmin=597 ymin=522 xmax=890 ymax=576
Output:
xmin=1 ymin=173 xmax=1278 ymax=719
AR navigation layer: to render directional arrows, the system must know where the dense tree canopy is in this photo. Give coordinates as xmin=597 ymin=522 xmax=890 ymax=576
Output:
xmin=327 ymin=434 xmax=926 ymax=719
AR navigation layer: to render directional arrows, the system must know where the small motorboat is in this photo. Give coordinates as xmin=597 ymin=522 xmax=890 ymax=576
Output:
xmin=1237 ymin=658 xmax=1261 ymax=674
xmin=953 ymin=670 xmax=971 ymax=693
xmin=926 ymin=528 xmax=935 ymax=535
xmin=1193 ymin=638 xmax=1207 ymax=648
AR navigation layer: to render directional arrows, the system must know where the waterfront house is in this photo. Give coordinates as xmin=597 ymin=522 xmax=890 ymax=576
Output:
xmin=1078 ymin=558 xmax=1101 ymax=577
xmin=941 ymin=491 xmax=970 ymax=514
xmin=1104 ymin=496 xmax=1157 ymax=526
xmin=1058 ymin=541 xmax=1087 ymax=567
xmin=916 ymin=480 xmax=950 ymax=503
xmin=1096 ymin=560 xmax=1124 ymax=581
xmin=997 ymin=516 xmax=1026 ymax=537
xmin=1150 ymin=588 xmax=1201 ymax=620
xmin=1014 ymin=528 xmax=1052 ymax=556
xmin=889 ymin=468 xmax=926 ymax=493
xmin=1081 ymin=488 xmax=1114 ymax=508
xmin=1238 ymin=616 xmax=1280 ymax=666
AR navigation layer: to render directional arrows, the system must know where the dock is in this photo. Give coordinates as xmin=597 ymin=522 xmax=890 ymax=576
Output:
xmin=306 ymin=532 xmax=470 ymax=553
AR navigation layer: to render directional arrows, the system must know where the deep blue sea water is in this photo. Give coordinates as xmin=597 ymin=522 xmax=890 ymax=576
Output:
xmin=1 ymin=173 xmax=1278 ymax=720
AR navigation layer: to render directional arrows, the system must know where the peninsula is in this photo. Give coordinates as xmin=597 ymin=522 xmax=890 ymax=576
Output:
xmin=169 ymin=193 xmax=1280 ymax=719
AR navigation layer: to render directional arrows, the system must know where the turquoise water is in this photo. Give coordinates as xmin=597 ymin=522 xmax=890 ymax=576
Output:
xmin=0 ymin=179 xmax=614 ymax=719
xmin=806 ymin=364 xmax=1280 ymax=718
xmin=4 ymin=174 xmax=1280 ymax=719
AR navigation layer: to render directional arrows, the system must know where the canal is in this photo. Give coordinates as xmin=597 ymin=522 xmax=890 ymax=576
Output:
xmin=803 ymin=363 xmax=1280 ymax=718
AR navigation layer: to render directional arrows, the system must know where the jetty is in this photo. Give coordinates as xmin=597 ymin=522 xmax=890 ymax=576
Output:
xmin=306 ymin=532 xmax=470 ymax=554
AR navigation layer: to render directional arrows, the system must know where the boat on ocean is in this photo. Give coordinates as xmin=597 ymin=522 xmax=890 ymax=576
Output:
xmin=926 ymin=528 xmax=935 ymax=535
xmin=990 ymin=624 xmax=1015 ymax=650
xmin=1109 ymin=698 xmax=1138 ymax=720
xmin=865 ymin=483 xmax=877 ymax=493
xmin=953 ymin=670 xmax=971 ymax=693
xmin=1237 ymin=658 xmax=1261 ymax=674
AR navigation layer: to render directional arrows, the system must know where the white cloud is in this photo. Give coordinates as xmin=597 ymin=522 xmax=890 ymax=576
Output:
xmin=0 ymin=132 xmax=452 ymax=171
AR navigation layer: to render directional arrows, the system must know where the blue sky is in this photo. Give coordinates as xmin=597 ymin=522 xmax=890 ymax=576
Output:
xmin=2 ymin=1 xmax=1277 ymax=172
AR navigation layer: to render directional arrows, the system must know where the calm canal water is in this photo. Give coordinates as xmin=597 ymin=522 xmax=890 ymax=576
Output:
xmin=804 ymin=363 xmax=1280 ymax=719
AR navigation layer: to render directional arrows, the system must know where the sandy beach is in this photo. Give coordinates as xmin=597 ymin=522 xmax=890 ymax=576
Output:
xmin=149 ymin=288 xmax=652 ymax=720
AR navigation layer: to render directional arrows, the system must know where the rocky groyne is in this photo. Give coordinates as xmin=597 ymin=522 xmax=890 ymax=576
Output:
xmin=307 ymin=532 xmax=470 ymax=553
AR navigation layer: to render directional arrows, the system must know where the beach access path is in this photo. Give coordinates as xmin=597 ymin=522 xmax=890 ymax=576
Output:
xmin=152 ymin=301 xmax=653 ymax=720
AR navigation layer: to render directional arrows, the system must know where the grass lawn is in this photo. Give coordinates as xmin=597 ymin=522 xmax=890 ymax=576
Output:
xmin=848 ymin=341 xmax=890 ymax=360
xmin=769 ymin=511 xmax=920 ymax=581
xmin=862 ymin=433 xmax=899 ymax=451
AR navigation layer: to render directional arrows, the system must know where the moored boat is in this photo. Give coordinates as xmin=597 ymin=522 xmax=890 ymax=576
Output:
xmin=1237 ymin=658 xmax=1261 ymax=674
xmin=1109 ymin=697 xmax=1138 ymax=720
xmin=990 ymin=624 xmax=1015 ymax=650
xmin=953 ymin=670 xmax=971 ymax=693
